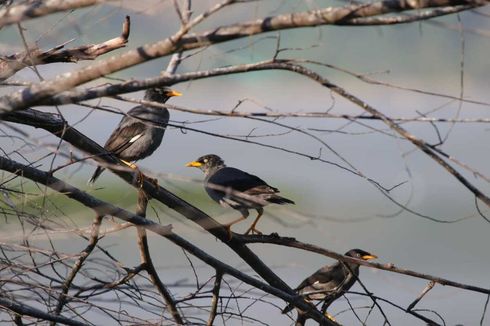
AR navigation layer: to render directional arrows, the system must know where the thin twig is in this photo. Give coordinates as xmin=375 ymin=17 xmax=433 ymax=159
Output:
xmin=207 ymin=270 xmax=223 ymax=326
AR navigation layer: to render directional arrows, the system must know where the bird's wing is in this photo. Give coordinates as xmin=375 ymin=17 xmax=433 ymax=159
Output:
xmin=104 ymin=121 xmax=148 ymax=155
xmin=208 ymin=167 xmax=278 ymax=193
xmin=295 ymin=265 xmax=338 ymax=292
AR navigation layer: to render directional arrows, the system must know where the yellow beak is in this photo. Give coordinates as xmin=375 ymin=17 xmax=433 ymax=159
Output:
xmin=185 ymin=161 xmax=202 ymax=167
xmin=362 ymin=254 xmax=378 ymax=261
xmin=167 ymin=90 xmax=182 ymax=97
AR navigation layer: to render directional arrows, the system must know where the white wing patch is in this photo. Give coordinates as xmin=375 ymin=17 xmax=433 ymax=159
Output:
xmin=129 ymin=134 xmax=143 ymax=143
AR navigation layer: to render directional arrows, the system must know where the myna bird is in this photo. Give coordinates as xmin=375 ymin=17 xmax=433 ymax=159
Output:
xmin=88 ymin=87 xmax=181 ymax=183
xmin=282 ymin=249 xmax=377 ymax=322
xmin=185 ymin=154 xmax=294 ymax=237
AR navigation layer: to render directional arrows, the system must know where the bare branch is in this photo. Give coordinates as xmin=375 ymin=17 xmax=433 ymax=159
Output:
xmin=0 ymin=155 xmax=334 ymax=325
xmin=0 ymin=16 xmax=130 ymax=81
xmin=407 ymin=281 xmax=436 ymax=311
xmin=52 ymin=215 xmax=104 ymax=320
xmin=207 ymin=270 xmax=223 ymax=326
xmin=0 ymin=0 xmax=114 ymax=28
xmin=0 ymin=0 xmax=484 ymax=114
xmin=0 ymin=297 xmax=86 ymax=326
xmin=239 ymin=234 xmax=490 ymax=295
xmin=136 ymin=190 xmax=184 ymax=325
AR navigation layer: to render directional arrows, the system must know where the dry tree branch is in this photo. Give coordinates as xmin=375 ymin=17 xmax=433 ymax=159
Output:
xmin=2 ymin=109 xmax=297 ymax=295
xmin=51 ymin=214 xmax=103 ymax=322
xmin=0 ymin=297 xmax=86 ymax=326
xmin=0 ymin=0 xmax=484 ymax=114
xmin=0 ymin=155 xmax=334 ymax=325
xmin=20 ymin=58 xmax=489 ymax=207
xmin=0 ymin=0 xmax=114 ymax=28
xmin=207 ymin=270 xmax=223 ymax=326
xmin=239 ymin=234 xmax=490 ymax=295
xmin=0 ymin=16 xmax=130 ymax=81
xmin=340 ymin=4 xmax=474 ymax=25
xmin=136 ymin=190 xmax=184 ymax=325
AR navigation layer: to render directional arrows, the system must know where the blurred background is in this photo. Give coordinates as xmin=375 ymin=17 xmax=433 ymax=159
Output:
xmin=1 ymin=0 xmax=490 ymax=325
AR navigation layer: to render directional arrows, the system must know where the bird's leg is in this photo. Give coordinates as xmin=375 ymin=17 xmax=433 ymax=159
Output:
xmin=121 ymin=159 xmax=138 ymax=170
xmin=324 ymin=312 xmax=336 ymax=322
xmin=223 ymin=215 xmax=247 ymax=240
xmin=320 ymin=302 xmax=336 ymax=322
xmin=244 ymin=208 xmax=264 ymax=235
xmin=120 ymin=160 xmax=145 ymax=187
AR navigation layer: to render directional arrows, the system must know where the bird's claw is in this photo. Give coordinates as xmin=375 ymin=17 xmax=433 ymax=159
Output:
xmin=244 ymin=226 xmax=262 ymax=235
xmin=223 ymin=224 xmax=234 ymax=241
xmin=324 ymin=312 xmax=336 ymax=322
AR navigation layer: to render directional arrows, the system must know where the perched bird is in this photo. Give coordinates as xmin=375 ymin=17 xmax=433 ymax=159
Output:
xmin=282 ymin=249 xmax=377 ymax=323
xmin=89 ymin=87 xmax=181 ymax=183
xmin=185 ymin=154 xmax=294 ymax=237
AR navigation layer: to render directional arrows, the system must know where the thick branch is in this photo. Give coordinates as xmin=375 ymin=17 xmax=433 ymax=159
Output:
xmin=0 ymin=16 xmax=130 ymax=81
xmin=0 ymin=155 xmax=333 ymax=325
xmin=28 ymin=58 xmax=490 ymax=207
xmin=2 ymin=109 xmax=295 ymax=295
xmin=0 ymin=154 xmax=172 ymax=236
xmin=0 ymin=297 xmax=86 ymax=326
xmin=240 ymin=234 xmax=490 ymax=295
xmin=207 ymin=270 xmax=223 ymax=326
xmin=0 ymin=0 xmax=484 ymax=114
xmin=136 ymin=190 xmax=184 ymax=325
xmin=0 ymin=0 xmax=113 ymax=28
xmin=52 ymin=215 xmax=103 ymax=321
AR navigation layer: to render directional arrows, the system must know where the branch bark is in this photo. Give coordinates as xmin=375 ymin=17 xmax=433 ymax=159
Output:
xmin=0 ymin=0 xmax=113 ymax=28
xmin=0 ymin=154 xmax=334 ymax=325
xmin=136 ymin=190 xmax=184 ymax=325
xmin=0 ymin=0 xmax=484 ymax=114
xmin=0 ymin=16 xmax=130 ymax=81
xmin=239 ymin=234 xmax=490 ymax=295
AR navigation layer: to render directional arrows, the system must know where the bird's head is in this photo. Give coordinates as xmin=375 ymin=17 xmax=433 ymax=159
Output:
xmin=144 ymin=87 xmax=182 ymax=103
xmin=186 ymin=154 xmax=225 ymax=174
xmin=345 ymin=249 xmax=377 ymax=261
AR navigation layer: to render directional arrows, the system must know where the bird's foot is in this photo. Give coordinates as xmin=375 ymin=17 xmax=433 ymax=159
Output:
xmin=147 ymin=176 xmax=159 ymax=188
xmin=223 ymin=224 xmax=235 ymax=241
xmin=121 ymin=160 xmax=138 ymax=170
xmin=135 ymin=170 xmax=146 ymax=188
xmin=324 ymin=312 xmax=336 ymax=322
xmin=244 ymin=226 xmax=263 ymax=235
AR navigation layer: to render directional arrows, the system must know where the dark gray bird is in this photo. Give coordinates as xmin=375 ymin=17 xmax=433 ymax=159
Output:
xmin=89 ymin=87 xmax=181 ymax=183
xmin=185 ymin=154 xmax=294 ymax=237
xmin=282 ymin=249 xmax=377 ymax=323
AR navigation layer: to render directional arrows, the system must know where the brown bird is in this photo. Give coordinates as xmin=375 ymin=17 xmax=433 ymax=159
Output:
xmin=89 ymin=87 xmax=181 ymax=183
xmin=186 ymin=154 xmax=294 ymax=237
xmin=282 ymin=249 xmax=377 ymax=324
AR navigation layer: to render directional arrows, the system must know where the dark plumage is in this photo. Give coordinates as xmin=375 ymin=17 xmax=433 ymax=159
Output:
xmin=89 ymin=87 xmax=181 ymax=183
xmin=186 ymin=154 xmax=294 ymax=236
xmin=282 ymin=249 xmax=377 ymax=321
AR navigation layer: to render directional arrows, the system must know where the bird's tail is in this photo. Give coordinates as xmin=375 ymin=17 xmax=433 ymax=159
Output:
xmin=268 ymin=195 xmax=295 ymax=205
xmin=88 ymin=166 xmax=105 ymax=184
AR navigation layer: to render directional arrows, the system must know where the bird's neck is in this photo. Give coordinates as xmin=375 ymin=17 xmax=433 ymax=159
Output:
xmin=205 ymin=164 xmax=225 ymax=177
xmin=342 ymin=262 xmax=360 ymax=275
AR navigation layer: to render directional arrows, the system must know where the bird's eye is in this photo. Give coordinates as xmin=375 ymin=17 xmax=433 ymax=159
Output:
xmin=203 ymin=159 xmax=208 ymax=163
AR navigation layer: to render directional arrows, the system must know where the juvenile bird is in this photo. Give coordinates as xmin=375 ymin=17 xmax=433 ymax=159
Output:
xmin=185 ymin=154 xmax=294 ymax=238
xmin=282 ymin=249 xmax=377 ymax=323
xmin=89 ymin=87 xmax=181 ymax=183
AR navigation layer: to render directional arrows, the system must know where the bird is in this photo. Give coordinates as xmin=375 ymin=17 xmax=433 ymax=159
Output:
xmin=282 ymin=249 xmax=377 ymax=323
xmin=185 ymin=154 xmax=294 ymax=238
xmin=88 ymin=87 xmax=181 ymax=184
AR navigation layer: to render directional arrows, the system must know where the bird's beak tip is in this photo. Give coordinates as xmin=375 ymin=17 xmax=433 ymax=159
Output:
xmin=169 ymin=90 xmax=183 ymax=97
xmin=362 ymin=254 xmax=377 ymax=260
xmin=186 ymin=161 xmax=202 ymax=167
